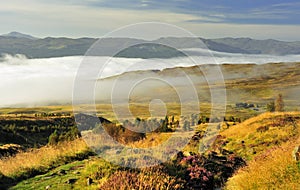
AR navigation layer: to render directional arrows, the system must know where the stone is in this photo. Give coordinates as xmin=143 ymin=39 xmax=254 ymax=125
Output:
xmin=57 ymin=169 xmax=66 ymax=175
xmin=66 ymin=178 xmax=77 ymax=184
xmin=87 ymin=177 xmax=93 ymax=186
xmin=293 ymin=146 xmax=300 ymax=161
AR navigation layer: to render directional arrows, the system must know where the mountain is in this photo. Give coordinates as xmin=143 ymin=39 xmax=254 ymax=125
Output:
xmin=0 ymin=32 xmax=300 ymax=58
xmin=210 ymin=37 xmax=300 ymax=55
xmin=153 ymin=37 xmax=250 ymax=54
xmin=0 ymin=36 xmax=97 ymax=58
xmin=1 ymin=32 xmax=38 ymax=40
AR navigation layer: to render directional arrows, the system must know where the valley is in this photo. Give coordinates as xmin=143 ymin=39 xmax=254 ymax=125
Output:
xmin=1 ymin=61 xmax=300 ymax=189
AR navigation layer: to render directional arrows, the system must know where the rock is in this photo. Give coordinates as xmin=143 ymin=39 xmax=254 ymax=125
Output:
xmin=57 ymin=169 xmax=66 ymax=175
xmin=192 ymin=136 xmax=200 ymax=141
xmin=45 ymin=185 xmax=51 ymax=189
xmin=66 ymin=178 xmax=77 ymax=184
xmin=87 ymin=177 xmax=93 ymax=186
xmin=293 ymin=146 xmax=300 ymax=161
xmin=221 ymin=149 xmax=234 ymax=155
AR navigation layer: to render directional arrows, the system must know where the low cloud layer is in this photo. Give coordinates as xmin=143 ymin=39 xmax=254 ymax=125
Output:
xmin=1 ymin=52 xmax=300 ymax=107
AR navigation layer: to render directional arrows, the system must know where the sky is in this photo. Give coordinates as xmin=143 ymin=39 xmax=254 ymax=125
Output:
xmin=1 ymin=0 xmax=300 ymax=41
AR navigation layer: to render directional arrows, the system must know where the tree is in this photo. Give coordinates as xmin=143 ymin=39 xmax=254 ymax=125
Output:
xmin=171 ymin=115 xmax=175 ymax=127
xmin=266 ymin=101 xmax=275 ymax=112
xmin=48 ymin=130 xmax=59 ymax=145
xmin=161 ymin=116 xmax=169 ymax=132
xmin=275 ymin=94 xmax=284 ymax=112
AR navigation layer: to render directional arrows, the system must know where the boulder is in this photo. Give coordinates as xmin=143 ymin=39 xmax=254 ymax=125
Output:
xmin=293 ymin=146 xmax=300 ymax=161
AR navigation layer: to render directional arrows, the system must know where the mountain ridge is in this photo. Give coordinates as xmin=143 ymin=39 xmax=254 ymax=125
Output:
xmin=1 ymin=32 xmax=38 ymax=40
xmin=1 ymin=32 xmax=300 ymax=58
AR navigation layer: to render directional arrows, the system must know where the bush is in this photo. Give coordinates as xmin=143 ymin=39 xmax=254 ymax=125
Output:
xmin=48 ymin=130 xmax=59 ymax=145
xmin=275 ymin=94 xmax=284 ymax=112
xmin=176 ymin=152 xmax=245 ymax=189
xmin=99 ymin=166 xmax=184 ymax=190
xmin=267 ymin=101 xmax=275 ymax=112
xmin=102 ymin=123 xmax=145 ymax=144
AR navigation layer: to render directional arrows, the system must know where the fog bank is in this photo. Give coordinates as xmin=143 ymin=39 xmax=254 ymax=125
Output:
xmin=1 ymin=51 xmax=300 ymax=107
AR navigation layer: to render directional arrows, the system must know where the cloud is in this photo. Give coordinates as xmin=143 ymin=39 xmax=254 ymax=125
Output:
xmin=1 ymin=52 xmax=300 ymax=107
xmin=0 ymin=0 xmax=207 ymax=37
xmin=271 ymin=2 xmax=300 ymax=7
xmin=0 ymin=0 xmax=300 ymax=40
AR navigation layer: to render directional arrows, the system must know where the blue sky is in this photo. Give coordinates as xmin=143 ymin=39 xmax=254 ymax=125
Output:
xmin=1 ymin=0 xmax=300 ymax=40
xmin=88 ymin=0 xmax=300 ymax=24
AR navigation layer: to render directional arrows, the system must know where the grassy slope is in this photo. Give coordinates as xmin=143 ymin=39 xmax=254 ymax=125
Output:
xmin=220 ymin=112 xmax=300 ymax=189
xmin=226 ymin=140 xmax=300 ymax=190
xmin=3 ymin=112 xmax=300 ymax=189
xmin=10 ymin=157 xmax=117 ymax=190
xmin=0 ymin=139 xmax=93 ymax=189
xmin=220 ymin=112 xmax=299 ymax=159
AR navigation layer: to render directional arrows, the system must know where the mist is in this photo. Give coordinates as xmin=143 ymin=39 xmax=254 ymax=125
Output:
xmin=1 ymin=51 xmax=300 ymax=107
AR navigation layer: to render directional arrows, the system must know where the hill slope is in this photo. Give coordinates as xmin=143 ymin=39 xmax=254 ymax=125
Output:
xmin=1 ymin=112 xmax=300 ymax=189
xmin=215 ymin=112 xmax=300 ymax=189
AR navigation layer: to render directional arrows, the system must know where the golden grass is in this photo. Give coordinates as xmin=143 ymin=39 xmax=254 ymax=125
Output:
xmin=223 ymin=112 xmax=300 ymax=189
xmin=0 ymin=139 xmax=89 ymax=178
xmin=129 ymin=133 xmax=174 ymax=148
xmin=225 ymin=139 xmax=300 ymax=190
xmin=219 ymin=112 xmax=300 ymax=159
xmin=222 ymin=112 xmax=300 ymax=137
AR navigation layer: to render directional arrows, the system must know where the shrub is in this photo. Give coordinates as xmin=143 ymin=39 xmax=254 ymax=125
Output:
xmin=275 ymin=94 xmax=284 ymax=112
xmin=48 ymin=130 xmax=59 ymax=145
xmin=99 ymin=166 xmax=184 ymax=190
xmin=177 ymin=153 xmax=245 ymax=189
xmin=267 ymin=101 xmax=275 ymax=112
xmin=256 ymin=126 xmax=269 ymax=133
xmin=121 ymin=128 xmax=145 ymax=143
xmin=102 ymin=123 xmax=145 ymax=144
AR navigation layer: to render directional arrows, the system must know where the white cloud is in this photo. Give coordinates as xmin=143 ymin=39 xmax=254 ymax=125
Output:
xmin=0 ymin=0 xmax=208 ymax=37
xmin=1 ymin=52 xmax=300 ymax=107
xmin=209 ymin=14 xmax=226 ymax=18
xmin=271 ymin=2 xmax=300 ymax=7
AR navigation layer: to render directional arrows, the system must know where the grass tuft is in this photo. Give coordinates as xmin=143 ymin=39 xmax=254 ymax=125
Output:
xmin=0 ymin=139 xmax=92 ymax=182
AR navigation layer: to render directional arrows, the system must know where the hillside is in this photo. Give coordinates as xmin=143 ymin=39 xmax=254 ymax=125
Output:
xmin=1 ymin=111 xmax=300 ymax=189
xmin=218 ymin=112 xmax=300 ymax=159
xmin=96 ymin=62 xmax=300 ymax=111
xmin=218 ymin=112 xmax=300 ymax=189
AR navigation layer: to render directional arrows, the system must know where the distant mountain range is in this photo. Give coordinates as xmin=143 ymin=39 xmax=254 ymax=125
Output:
xmin=1 ymin=32 xmax=300 ymax=58
xmin=2 ymin=32 xmax=38 ymax=40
